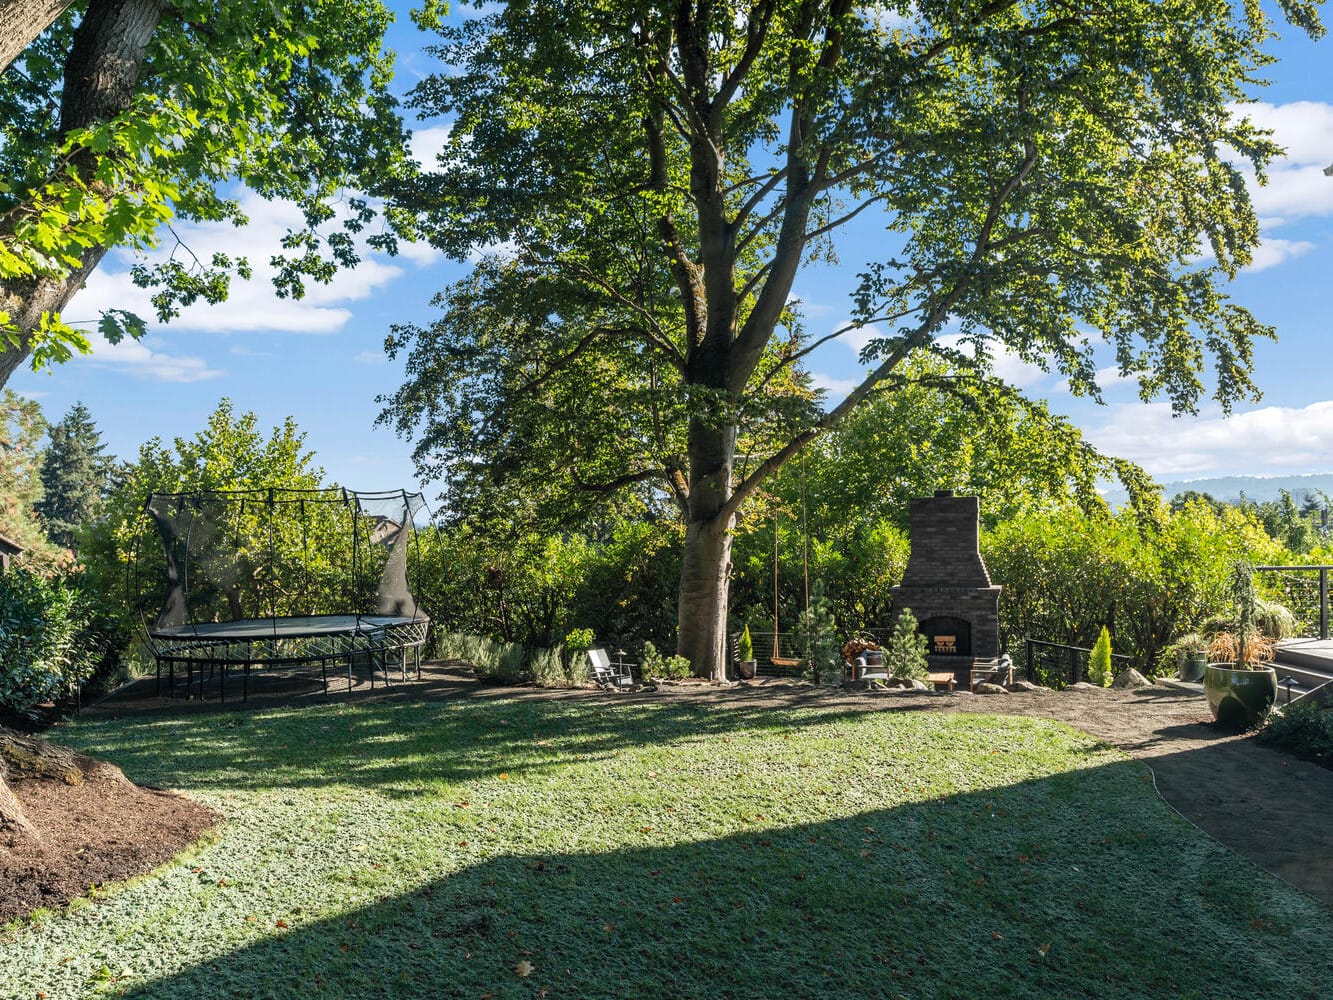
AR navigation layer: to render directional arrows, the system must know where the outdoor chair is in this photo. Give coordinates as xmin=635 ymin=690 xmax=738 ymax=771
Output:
xmin=587 ymin=648 xmax=635 ymax=689
xmin=846 ymin=648 xmax=889 ymax=683
xmin=969 ymin=654 xmax=1015 ymax=691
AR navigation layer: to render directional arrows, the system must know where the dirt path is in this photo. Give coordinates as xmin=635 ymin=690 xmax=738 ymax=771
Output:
xmin=78 ymin=665 xmax=1333 ymax=910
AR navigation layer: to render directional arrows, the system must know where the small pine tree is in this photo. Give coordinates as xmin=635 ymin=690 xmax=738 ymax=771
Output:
xmin=1088 ymin=626 xmax=1113 ymax=686
xmin=737 ymin=624 xmax=754 ymax=661
xmin=885 ymin=607 xmax=930 ymax=680
xmin=794 ymin=581 xmax=840 ymax=683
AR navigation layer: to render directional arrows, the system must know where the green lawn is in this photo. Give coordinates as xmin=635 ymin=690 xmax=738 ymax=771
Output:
xmin=3 ymin=693 xmax=1330 ymax=999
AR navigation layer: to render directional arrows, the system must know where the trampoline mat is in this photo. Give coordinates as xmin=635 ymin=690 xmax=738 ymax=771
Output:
xmin=151 ymin=614 xmax=426 ymax=642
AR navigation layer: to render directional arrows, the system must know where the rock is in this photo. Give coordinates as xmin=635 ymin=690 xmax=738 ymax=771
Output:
xmin=973 ymin=682 xmax=1009 ymax=694
xmin=904 ymin=678 xmax=930 ymax=691
xmin=1068 ymin=681 xmax=1108 ymax=692
xmin=1111 ymin=668 xmax=1152 ymax=689
xmin=1006 ymin=679 xmax=1052 ymax=694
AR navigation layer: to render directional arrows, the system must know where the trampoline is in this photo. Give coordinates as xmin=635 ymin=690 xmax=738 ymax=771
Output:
xmin=136 ymin=488 xmax=431 ymax=701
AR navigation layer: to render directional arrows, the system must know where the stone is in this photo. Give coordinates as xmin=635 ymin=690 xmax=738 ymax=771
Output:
xmin=1006 ymin=679 xmax=1052 ymax=694
xmin=1111 ymin=668 xmax=1152 ymax=689
xmin=904 ymin=678 xmax=930 ymax=691
xmin=1068 ymin=681 xmax=1108 ymax=692
xmin=973 ymin=682 xmax=1008 ymax=694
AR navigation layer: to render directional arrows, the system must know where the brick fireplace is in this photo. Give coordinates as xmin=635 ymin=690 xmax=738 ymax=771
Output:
xmin=890 ymin=491 xmax=1002 ymax=683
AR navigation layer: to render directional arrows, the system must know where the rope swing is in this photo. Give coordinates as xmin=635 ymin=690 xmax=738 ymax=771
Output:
xmin=770 ymin=453 xmax=811 ymax=668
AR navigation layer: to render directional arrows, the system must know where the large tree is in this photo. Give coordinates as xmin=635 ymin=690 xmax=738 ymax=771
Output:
xmin=384 ymin=0 xmax=1323 ymax=679
xmin=0 ymin=0 xmax=416 ymax=388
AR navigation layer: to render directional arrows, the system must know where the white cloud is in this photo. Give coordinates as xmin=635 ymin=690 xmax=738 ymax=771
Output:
xmin=1246 ymin=236 xmax=1316 ymax=272
xmin=354 ymin=350 xmax=387 ymax=365
xmin=79 ymin=334 xmax=224 ymax=383
xmin=1083 ymin=400 xmax=1333 ymax=478
xmin=66 ymin=190 xmax=429 ymax=337
xmin=409 ymin=126 xmax=452 ymax=168
xmin=1237 ymin=101 xmax=1333 ymax=166
xmin=810 ymin=372 xmax=859 ymax=402
xmin=1226 ymin=101 xmax=1333 ymax=223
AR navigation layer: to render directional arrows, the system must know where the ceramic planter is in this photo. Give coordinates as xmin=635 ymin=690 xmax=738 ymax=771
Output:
xmin=1204 ymin=663 xmax=1278 ymax=729
xmin=1180 ymin=651 xmax=1208 ymax=683
xmin=736 ymin=660 xmax=757 ymax=680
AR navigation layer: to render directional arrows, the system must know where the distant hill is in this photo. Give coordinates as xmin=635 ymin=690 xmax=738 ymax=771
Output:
xmin=1104 ymin=474 xmax=1333 ymax=508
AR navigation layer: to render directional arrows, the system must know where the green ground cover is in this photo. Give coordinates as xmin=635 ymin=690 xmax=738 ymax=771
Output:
xmin=2 ymin=695 xmax=1329 ymax=999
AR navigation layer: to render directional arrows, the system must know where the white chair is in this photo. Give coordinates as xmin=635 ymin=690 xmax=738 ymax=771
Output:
xmin=587 ymin=648 xmax=634 ymax=688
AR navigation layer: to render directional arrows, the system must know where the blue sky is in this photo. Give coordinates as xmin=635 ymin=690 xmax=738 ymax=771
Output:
xmin=11 ymin=5 xmax=1333 ymax=498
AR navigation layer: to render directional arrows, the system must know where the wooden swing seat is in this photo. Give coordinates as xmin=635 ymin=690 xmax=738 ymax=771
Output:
xmin=770 ymin=656 xmax=802 ymax=668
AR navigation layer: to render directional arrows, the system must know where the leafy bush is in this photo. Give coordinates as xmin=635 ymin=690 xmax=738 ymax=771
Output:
xmin=1155 ymin=632 xmax=1205 ymax=676
xmin=530 ymin=645 xmax=567 ymax=687
xmin=1258 ymin=702 xmax=1333 ymax=761
xmin=884 ymin=608 xmax=929 ymax=681
xmin=0 ymin=569 xmax=98 ymax=717
xmin=1088 ymin=627 xmax=1113 ymax=687
xmin=640 ymin=641 xmax=691 ymax=680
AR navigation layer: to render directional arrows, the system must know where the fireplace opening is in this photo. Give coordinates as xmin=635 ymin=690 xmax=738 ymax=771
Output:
xmin=918 ymin=616 xmax=971 ymax=657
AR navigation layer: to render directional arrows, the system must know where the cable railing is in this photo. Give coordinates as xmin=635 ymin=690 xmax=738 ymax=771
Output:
xmin=1024 ymin=638 xmax=1131 ymax=690
xmin=1255 ymin=565 xmax=1333 ymax=640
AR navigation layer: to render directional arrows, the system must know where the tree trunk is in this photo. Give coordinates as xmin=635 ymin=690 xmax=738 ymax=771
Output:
xmin=677 ymin=513 xmax=734 ymax=681
xmin=677 ymin=416 xmax=737 ymax=681
xmin=0 ymin=725 xmax=130 ymax=843
xmin=0 ymin=0 xmax=164 ymax=392
xmin=0 ymin=0 xmax=73 ymax=74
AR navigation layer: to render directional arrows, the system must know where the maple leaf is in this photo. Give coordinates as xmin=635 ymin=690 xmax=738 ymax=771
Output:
xmin=515 ymin=960 xmax=535 ymax=977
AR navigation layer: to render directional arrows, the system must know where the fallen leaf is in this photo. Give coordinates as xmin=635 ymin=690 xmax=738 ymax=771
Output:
xmin=515 ymin=960 xmax=535 ymax=977
xmin=640 ymin=826 xmax=653 ymax=833
xmin=991 ymin=931 xmax=1004 ymax=940
xmin=276 ymin=920 xmax=289 ymax=929
xmin=1037 ymin=942 xmax=1051 ymax=958
xmin=499 ymin=773 xmax=510 ymax=780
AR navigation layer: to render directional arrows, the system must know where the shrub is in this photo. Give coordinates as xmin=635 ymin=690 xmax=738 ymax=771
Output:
xmin=640 ymin=641 xmax=691 ymax=681
xmin=884 ymin=608 xmax=929 ymax=681
xmin=793 ymin=581 xmax=840 ymax=684
xmin=1258 ymin=701 xmax=1333 ymax=761
xmin=1088 ymin=626 xmax=1113 ymax=687
xmin=0 ymin=569 xmax=98 ymax=718
xmin=530 ymin=645 xmax=567 ymax=687
xmin=737 ymin=625 xmax=754 ymax=662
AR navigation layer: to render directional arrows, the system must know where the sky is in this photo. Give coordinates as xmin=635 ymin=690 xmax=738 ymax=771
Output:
xmin=10 ymin=4 xmax=1333 ymax=503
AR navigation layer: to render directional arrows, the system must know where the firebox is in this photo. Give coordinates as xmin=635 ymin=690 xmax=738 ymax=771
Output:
xmin=889 ymin=491 xmax=1002 ymax=682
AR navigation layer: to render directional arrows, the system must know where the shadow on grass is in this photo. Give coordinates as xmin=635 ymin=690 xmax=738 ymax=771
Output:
xmin=103 ymin=759 xmax=1331 ymax=1000
xmin=65 ymin=683 xmax=927 ymax=795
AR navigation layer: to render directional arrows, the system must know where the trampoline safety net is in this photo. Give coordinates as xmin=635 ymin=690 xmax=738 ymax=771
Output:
xmin=138 ymin=488 xmax=431 ymax=699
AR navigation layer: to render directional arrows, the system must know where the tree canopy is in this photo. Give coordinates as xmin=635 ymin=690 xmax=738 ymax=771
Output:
xmin=385 ymin=0 xmax=1322 ymax=677
xmin=0 ymin=0 xmax=418 ymax=388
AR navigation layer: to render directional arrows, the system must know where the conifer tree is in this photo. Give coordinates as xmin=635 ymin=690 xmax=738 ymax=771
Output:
xmin=37 ymin=401 xmax=111 ymax=551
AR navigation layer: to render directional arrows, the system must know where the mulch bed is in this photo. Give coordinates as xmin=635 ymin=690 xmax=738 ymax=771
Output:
xmin=1 ymin=770 xmax=218 ymax=925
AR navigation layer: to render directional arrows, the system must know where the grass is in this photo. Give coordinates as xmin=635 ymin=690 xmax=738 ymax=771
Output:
xmin=3 ymin=692 xmax=1331 ymax=999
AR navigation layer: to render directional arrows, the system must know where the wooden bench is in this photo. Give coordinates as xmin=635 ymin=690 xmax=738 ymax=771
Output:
xmin=969 ymin=657 xmax=1015 ymax=691
xmin=927 ymin=671 xmax=956 ymax=691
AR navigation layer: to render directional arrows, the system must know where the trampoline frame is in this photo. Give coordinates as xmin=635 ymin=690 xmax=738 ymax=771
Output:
xmin=136 ymin=488 xmax=431 ymax=702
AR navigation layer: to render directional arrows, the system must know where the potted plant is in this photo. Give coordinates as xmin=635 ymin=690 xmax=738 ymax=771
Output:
xmin=1204 ymin=562 xmax=1279 ymax=729
xmin=736 ymin=625 xmax=757 ymax=680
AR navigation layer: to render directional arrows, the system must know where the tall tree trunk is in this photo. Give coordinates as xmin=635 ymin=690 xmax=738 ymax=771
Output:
xmin=0 ymin=0 xmax=73 ymax=74
xmin=0 ymin=0 xmax=164 ymax=391
xmin=677 ymin=417 xmax=737 ymax=681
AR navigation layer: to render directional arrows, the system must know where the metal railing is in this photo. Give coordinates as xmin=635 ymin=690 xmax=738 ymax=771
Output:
xmin=1255 ymin=565 xmax=1333 ymax=640
xmin=1024 ymin=638 xmax=1131 ymax=689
